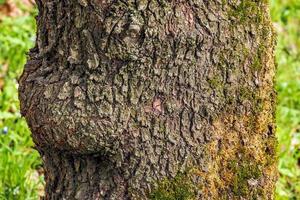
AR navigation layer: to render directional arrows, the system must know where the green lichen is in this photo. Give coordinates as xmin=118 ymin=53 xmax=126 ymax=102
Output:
xmin=149 ymin=172 xmax=197 ymax=200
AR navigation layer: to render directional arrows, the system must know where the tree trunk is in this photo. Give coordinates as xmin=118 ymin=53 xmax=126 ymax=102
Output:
xmin=19 ymin=0 xmax=277 ymax=199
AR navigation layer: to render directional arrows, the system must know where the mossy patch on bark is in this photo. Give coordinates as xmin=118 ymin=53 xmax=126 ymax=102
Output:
xmin=149 ymin=171 xmax=197 ymax=200
xmin=228 ymin=0 xmax=268 ymax=24
xmin=228 ymin=159 xmax=262 ymax=197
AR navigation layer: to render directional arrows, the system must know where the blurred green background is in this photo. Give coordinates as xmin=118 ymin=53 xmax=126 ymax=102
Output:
xmin=0 ymin=0 xmax=300 ymax=199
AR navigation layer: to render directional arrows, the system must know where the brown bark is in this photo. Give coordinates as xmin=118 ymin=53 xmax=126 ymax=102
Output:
xmin=19 ymin=0 xmax=277 ymax=199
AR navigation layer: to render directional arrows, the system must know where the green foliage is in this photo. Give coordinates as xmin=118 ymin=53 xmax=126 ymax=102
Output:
xmin=149 ymin=172 xmax=197 ymax=200
xmin=271 ymin=0 xmax=300 ymax=199
xmin=0 ymin=6 xmax=43 ymax=200
xmin=0 ymin=16 xmax=36 ymax=78
xmin=0 ymin=118 xmax=43 ymax=200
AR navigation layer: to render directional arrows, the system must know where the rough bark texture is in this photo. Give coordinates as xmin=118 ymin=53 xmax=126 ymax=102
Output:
xmin=19 ymin=0 xmax=277 ymax=199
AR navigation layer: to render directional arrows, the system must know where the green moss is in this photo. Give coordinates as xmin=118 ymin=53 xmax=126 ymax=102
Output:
xmin=251 ymin=43 xmax=267 ymax=71
xmin=239 ymin=87 xmax=253 ymax=101
xmin=228 ymin=159 xmax=262 ymax=197
xmin=228 ymin=0 xmax=267 ymax=24
xmin=149 ymin=172 xmax=197 ymax=200
xmin=208 ymin=76 xmax=223 ymax=89
xmin=265 ymin=135 xmax=278 ymax=165
xmin=239 ymin=87 xmax=263 ymax=113
xmin=252 ymin=55 xmax=262 ymax=71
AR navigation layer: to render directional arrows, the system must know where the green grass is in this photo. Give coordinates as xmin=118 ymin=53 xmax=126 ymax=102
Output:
xmin=271 ymin=0 xmax=300 ymax=199
xmin=0 ymin=7 xmax=43 ymax=200
xmin=0 ymin=0 xmax=300 ymax=199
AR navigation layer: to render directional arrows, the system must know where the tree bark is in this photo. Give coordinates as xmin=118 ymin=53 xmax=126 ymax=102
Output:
xmin=19 ymin=0 xmax=277 ymax=199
